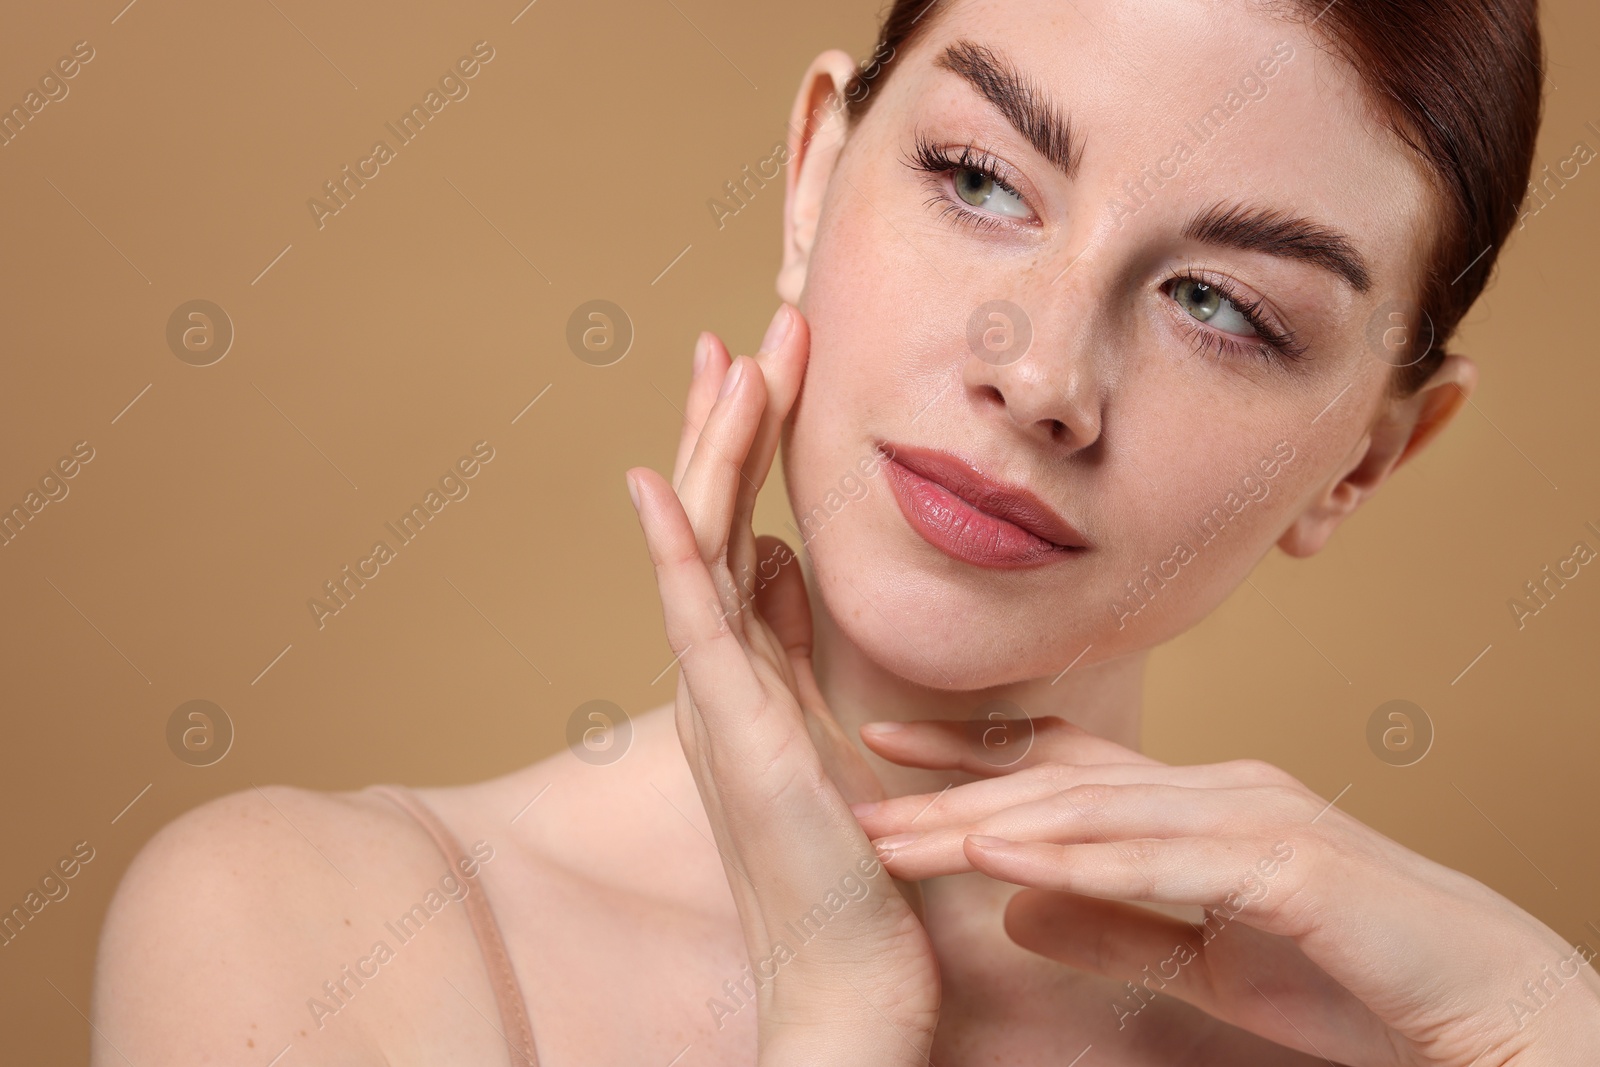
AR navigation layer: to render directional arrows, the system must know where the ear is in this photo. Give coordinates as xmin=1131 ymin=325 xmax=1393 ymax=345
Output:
xmin=1277 ymin=354 xmax=1478 ymax=557
xmin=776 ymin=49 xmax=863 ymax=305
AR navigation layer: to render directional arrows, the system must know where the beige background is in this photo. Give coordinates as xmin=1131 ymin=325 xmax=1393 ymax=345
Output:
xmin=1 ymin=0 xmax=1596 ymax=1059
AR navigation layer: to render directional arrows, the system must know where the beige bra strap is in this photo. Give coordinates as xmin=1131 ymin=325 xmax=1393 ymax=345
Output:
xmin=369 ymin=784 xmax=540 ymax=1067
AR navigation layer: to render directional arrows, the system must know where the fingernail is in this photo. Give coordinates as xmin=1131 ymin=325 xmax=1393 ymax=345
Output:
xmin=966 ymin=835 xmax=1011 ymax=849
xmin=860 ymin=721 xmax=904 ymax=736
xmin=691 ymin=332 xmax=709 ymax=376
xmin=718 ymin=357 xmax=744 ymax=399
xmin=850 ymin=800 xmax=882 ymax=817
xmin=758 ymin=304 xmax=792 ymax=355
xmin=874 ymin=833 xmax=917 ymax=859
xmin=625 ymin=471 xmax=640 ymax=510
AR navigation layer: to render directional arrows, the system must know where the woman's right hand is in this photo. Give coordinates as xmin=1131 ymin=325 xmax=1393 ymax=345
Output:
xmin=627 ymin=303 xmax=940 ymax=1066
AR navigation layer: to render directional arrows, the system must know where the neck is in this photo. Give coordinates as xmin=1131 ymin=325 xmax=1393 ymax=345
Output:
xmin=804 ymin=561 xmax=1149 ymax=801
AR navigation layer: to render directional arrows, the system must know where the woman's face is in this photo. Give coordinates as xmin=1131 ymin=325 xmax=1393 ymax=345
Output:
xmin=780 ymin=0 xmax=1439 ymax=689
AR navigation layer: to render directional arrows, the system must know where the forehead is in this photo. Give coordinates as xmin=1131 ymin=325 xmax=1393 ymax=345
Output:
xmin=880 ymin=0 xmax=1437 ymax=298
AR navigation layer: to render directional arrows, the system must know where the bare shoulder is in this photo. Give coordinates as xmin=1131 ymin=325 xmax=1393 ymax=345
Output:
xmin=91 ymin=783 xmax=506 ymax=1065
xmin=90 ymin=706 xmax=734 ymax=1065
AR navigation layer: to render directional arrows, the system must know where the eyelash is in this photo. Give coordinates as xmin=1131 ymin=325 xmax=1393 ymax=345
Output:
xmin=904 ymin=134 xmax=1031 ymax=235
xmin=902 ymin=133 xmax=1309 ymax=366
xmin=1167 ymin=264 xmax=1309 ymax=364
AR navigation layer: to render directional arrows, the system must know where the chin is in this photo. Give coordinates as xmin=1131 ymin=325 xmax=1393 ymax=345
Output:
xmin=797 ymin=510 xmax=1087 ymax=692
xmin=809 ymin=552 xmax=1006 ymax=691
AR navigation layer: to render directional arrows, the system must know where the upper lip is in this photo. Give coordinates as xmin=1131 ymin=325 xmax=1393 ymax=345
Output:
xmin=879 ymin=441 xmax=1089 ymax=549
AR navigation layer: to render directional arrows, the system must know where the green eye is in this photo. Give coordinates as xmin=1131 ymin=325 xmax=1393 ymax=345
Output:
xmin=1171 ymin=278 xmax=1258 ymax=336
xmin=952 ymin=168 xmax=1030 ymax=218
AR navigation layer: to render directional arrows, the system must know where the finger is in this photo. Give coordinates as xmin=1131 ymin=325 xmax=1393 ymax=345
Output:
xmin=857 ymin=764 xmax=1184 ymax=838
xmin=854 ymin=763 xmax=1176 ymax=837
xmin=957 ymin=835 xmax=1296 ymax=912
xmin=1006 ymin=889 xmax=1205 ymax=976
xmin=633 ymin=469 xmax=880 ymax=891
xmin=671 ymin=332 xmax=733 ymax=489
xmin=726 ymin=304 xmax=806 ymax=584
xmin=674 ymin=353 xmax=767 ymax=570
xmin=627 ymin=465 xmax=765 ymax=726
xmin=859 ymin=715 xmax=1165 ymax=777
xmin=866 ymin=784 xmax=1300 ymax=880
xmin=853 ymin=766 xmax=1277 ymax=839
xmin=1002 ymin=890 xmax=1383 ymax=1061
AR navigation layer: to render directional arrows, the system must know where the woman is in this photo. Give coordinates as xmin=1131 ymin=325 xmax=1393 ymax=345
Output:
xmin=92 ymin=0 xmax=1599 ymax=1062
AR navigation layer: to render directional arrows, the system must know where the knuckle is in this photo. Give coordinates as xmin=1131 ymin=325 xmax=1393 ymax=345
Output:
xmin=1228 ymin=783 xmax=1306 ymax=826
xmin=1084 ymin=917 xmax=1121 ymax=974
xmin=1034 ymin=715 xmax=1088 ymax=741
xmin=1261 ymin=783 xmax=1314 ymax=817
xmin=652 ymin=535 xmax=704 ymax=575
xmin=1225 ymin=758 xmax=1293 ymax=787
xmin=1121 ymin=838 xmax=1163 ymax=867
xmin=1028 ymin=761 xmax=1072 ymax=786
xmin=1058 ymin=781 xmax=1113 ymax=814
xmin=1243 ymin=836 xmax=1318 ymax=931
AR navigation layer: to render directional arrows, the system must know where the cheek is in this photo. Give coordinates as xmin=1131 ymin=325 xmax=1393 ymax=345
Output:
xmin=799 ymin=160 xmax=979 ymax=407
xmin=778 ymin=149 xmax=1371 ymax=682
xmin=786 ymin=199 xmax=928 ymax=502
xmin=1088 ymin=381 xmax=1349 ymax=644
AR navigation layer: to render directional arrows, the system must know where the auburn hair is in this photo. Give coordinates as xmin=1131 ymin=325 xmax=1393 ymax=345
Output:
xmin=839 ymin=0 xmax=1546 ymax=395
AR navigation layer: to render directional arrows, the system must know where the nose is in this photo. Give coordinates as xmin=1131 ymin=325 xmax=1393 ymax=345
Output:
xmin=958 ymin=289 xmax=1104 ymax=450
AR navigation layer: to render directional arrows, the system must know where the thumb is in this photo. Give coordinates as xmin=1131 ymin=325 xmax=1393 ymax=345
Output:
xmin=1005 ymin=888 xmax=1199 ymax=973
xmin=1004 ymin=888 xmax=1382 ymax=1057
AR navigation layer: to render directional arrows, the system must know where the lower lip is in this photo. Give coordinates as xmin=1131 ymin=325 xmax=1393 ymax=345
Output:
xmin=884 ymin=459 xmax=1074 ymax=569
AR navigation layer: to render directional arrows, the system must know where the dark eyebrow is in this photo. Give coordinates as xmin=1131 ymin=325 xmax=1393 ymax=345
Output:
xmin=935 ymin=38 xmax=1083 ymax=181
xmin=1182 ymin=201 xmax=1373 ymax=293
xmin=933 ymin=41 xmax=1370 ymax=294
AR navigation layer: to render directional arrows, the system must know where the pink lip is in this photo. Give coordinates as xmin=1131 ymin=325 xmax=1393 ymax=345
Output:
xmin=879 ymin=441 xmax=1088 ymax=569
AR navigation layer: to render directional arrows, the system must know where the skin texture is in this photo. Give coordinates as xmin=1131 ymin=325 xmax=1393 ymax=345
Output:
xmin=91 ymin=1 xmax=1600 ymax=1064
xmin=774 ymin=0 xmax=1460 ymax=741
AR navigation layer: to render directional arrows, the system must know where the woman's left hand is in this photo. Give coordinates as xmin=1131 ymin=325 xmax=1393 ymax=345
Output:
xmin=849 ymin=716 xmax=1600 ymax=1066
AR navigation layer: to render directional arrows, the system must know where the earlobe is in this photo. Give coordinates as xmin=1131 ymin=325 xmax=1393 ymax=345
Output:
xmin=776 ymin=49 xmax=864 ymax=305
xmin=1276 ymin=432 xmax=1374 ymax=558
xmin=1276 ymin=354 xmax=1479 ymax=558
